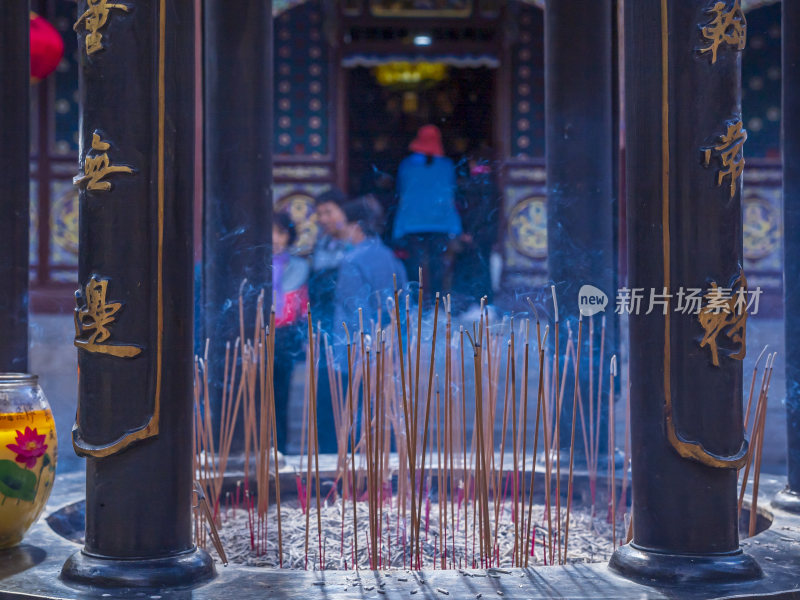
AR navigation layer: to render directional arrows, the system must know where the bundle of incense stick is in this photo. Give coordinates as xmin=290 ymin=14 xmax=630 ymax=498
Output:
xmin=193 ymin=278 xmax=633 ymax=570
xmin=738 ymin=347 xmax=776 ymax=537
xmin=193 ymin=288 xmax=284 ymax=564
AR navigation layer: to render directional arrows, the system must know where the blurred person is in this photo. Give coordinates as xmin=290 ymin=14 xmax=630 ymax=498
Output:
xmin=393 ymin=124 xmax=461 ymax=298
xmin=452 ymin=146 xmax=500 ymax=312
xmin=320 ymin=196 xmax=407 ymax=455
xmin=335 ymin=196 xmax=408 ymax=341
xmin=309 ymin=188 xmax=351 ymax=335
xmin=272 ymin=212 xmax=309 ymax=453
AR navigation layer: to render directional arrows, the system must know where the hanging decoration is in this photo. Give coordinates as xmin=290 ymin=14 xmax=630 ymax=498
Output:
xmin=30 ymin=12 xmax=64 ymax=83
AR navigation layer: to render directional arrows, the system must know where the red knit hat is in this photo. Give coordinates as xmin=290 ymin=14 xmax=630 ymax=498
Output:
xmin=30 ymin=12 xmax=64 ymax=83
xmin=409 ymin=124 xmax=445 ymax=157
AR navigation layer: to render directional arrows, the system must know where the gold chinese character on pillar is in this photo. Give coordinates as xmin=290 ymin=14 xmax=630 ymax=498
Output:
xmin=74 ymin=277 xmax=142 ymax=358
xmin=703 ymin=119 xmax=747 ymax=199
xmin=74 ymin=0 xmax=130 ymax=55
xmin=699 ymin=0 xmax=746 ymax=64
xmin=74 ymin=132 xmax=134 ymax=192
xmin=698 ymin=272 xmax=747 ymax=367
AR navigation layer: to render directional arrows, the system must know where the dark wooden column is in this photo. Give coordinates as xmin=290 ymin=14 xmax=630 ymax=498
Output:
xmin=545 ymin=0 xmax=616 ymax=456
xmin=202 ymin=1 xmax=273 ymax=422
xmin=775 ymin=0 xmax=800 ymax=513
xmin=610 ymin=0 xmax=760 ymax=581
xmin=0 ymin=2 xmax=30 ymax=373
xmin=62 ymin=0 xmax=214 ymax=587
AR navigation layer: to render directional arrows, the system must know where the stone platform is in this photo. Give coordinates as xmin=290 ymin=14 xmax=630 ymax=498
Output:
xmin=1 ymin=468 xmax=799 ymax=599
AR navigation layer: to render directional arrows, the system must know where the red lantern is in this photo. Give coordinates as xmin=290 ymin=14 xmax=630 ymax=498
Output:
xmin=30 ymin=12 xmax=64 ymax=83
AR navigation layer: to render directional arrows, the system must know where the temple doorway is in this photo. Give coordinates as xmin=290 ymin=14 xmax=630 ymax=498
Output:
xmin=345 ymin=64 xmax=496 ymax=241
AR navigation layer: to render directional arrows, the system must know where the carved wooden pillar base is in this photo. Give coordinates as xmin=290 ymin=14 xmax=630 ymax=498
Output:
xmin=61 ymin=549 xmax=214 ymax=589
xmin=609 ymin=544 xmax=761 ymax=584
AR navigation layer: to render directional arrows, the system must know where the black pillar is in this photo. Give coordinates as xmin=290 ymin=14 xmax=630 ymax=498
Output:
xmin=202 ymin=1 xmax=273 ymax=424
xmin=545 ymin=0 xmax=616 ymax=455
xmin=62 ymin=0 xmax=214 ymax=587
xmin=775 ymin=0 xmax=800 ymax=513
xmin=610 ymin=0 xmax=760 ymax=582
xmin=0 ymin=2 xmax=30 ymax=373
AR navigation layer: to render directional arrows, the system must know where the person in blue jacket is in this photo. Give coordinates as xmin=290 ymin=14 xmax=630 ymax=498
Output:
xmin=393 ymin=124 xmax=462 ymax=298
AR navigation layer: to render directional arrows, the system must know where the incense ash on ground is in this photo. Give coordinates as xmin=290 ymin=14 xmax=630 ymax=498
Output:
xmin=210 ymin=498 xmax=615 ymax=570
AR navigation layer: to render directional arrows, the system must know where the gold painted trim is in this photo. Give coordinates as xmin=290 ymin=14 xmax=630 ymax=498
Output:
xmin=661 ymin=0 xmax=671 ymax=445
xmin=72 ymin=411 xmax=158 ymax=458
xmin=660 ymin=0 xmax=746 ymax=470
xmin=73 ymin=0 xmax=165 ymax=458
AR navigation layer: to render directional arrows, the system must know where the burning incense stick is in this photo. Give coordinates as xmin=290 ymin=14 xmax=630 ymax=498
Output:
xmin=304 ymin=312 xmax=315 ymax=569
xmin=343 ymin=324 xmax=359 ymax=567
xmin=508 ymin=319 xmax=519 ymax=565
xmin=593 ymin=316 xmax=607 ymax=511
xmin=459 ymin=325 xmax=469 ymax=563
xmin=518 ymin=319 xmax=530 ymax=566
xmin=194 ymin=278 xmax=630 ymax=570
xmin=415 ymin=292 xmax=440 ymax=567
xmin=435 ymin=376 xmax=445 ymax=568
xmin=524 ymin=308 xmax=548 ymax=567
xmin=310 ymin=315 xmax=323 ymax=568
xmin=749 ymin=353 xmax=776 ymax=538
xmin=551 ymin=285 xmax=562 ymax=565
xmin=391 ymin=276 xmax=417 ymax=569
xmin=617 ymin=376 xmax=631 ymax=536
xmin=445 ymin=295 xmax=457 ymax=568
xmin=411 ymin=270 xmax=425 ymax=567
xmin=738 ymin=352 xmax=774 ymax=518
xmin=562 ymin=314 xmax=583 ymax=564
xmin=608 ymin=355 xmax=617 ymax=551
xmin=744 ymin=345 xmax=769 ymax=434
xmin=493 ymin=340 xmax=512 ymax=558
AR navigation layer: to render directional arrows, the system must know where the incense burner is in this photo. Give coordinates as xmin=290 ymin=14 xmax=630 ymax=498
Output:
xmin=0 ymin=374 xmax=57 ymax=549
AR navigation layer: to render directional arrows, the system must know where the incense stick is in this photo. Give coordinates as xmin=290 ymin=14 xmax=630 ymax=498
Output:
xmin=562 ymin=314 xmax=583 ymax=563
xmin=415 ymin=292 xmax=440 ymax=567
xmin=744 ymin=345 xmax=769 ymax=434
xmin=749 ymin=353 xmax=776 ymax=538
xmin=738 ymin=352 xmax=774 ymax=518
xmin=551 ymin=285 xmax=561 ymax=565
xmin=518 ymin=319 xmax=530 ymax=566
xmin=508 ymin=319 xmax=519 ymax=565
xmin=608 ymin=355 xmax=617 ymax=551
xmin=493 ymin=340 xmax=513 ymax=559
xmin=304 ymin=312 xmax=315 ymax=570
xmin=524 ymin=309 xmax=548 ymax=567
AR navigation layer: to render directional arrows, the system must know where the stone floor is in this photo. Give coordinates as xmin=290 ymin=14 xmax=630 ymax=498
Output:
xmin=29 ymin=313 xmax=84 ymax=474
xmin=4 ymin=470 xmax=800 ymax=599
xmin=28 ymin=312 xmax=789 ymax=476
